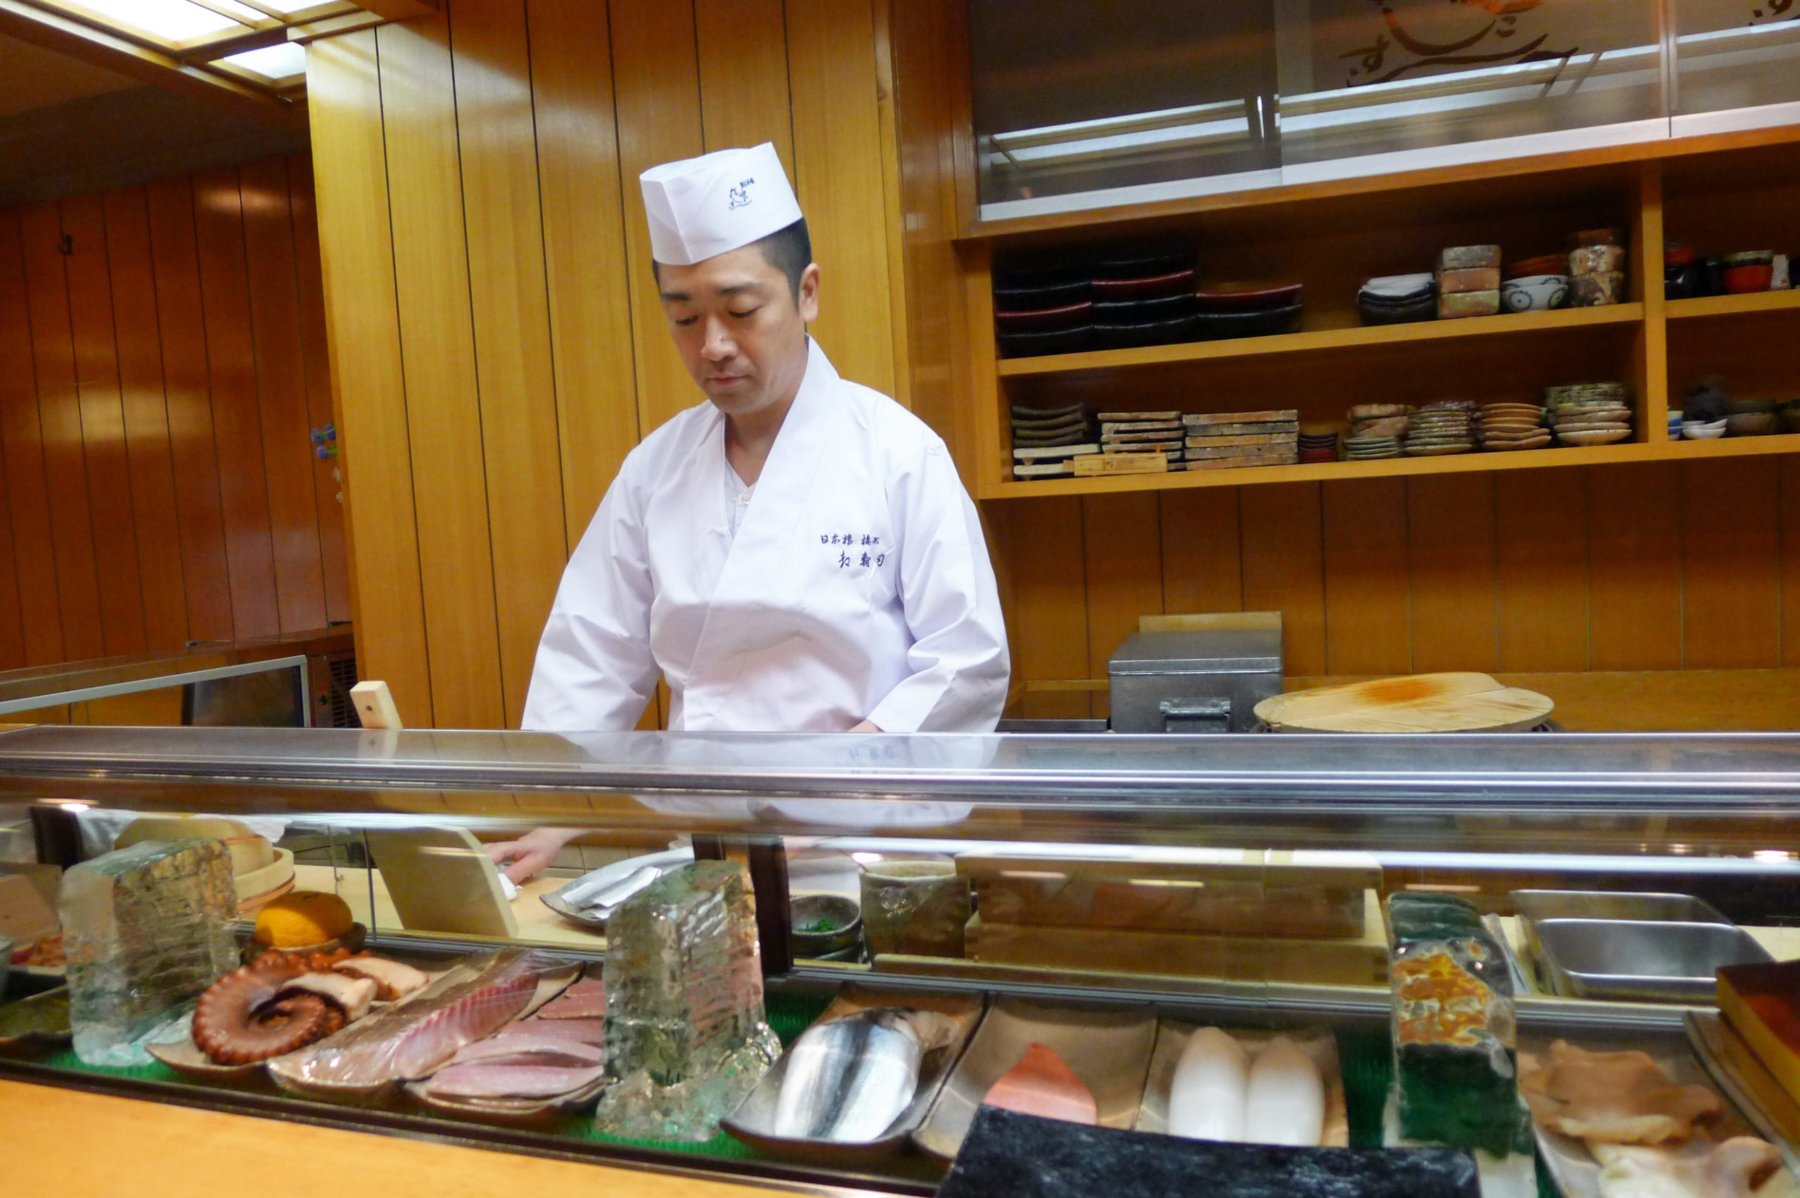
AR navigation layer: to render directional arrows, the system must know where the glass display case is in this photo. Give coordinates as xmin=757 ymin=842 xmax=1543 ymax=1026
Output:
xmin=3 ymin=725 xmax=1798 ymax=1194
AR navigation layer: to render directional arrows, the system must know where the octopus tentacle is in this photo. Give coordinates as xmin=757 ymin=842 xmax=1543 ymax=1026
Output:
xmin=193 ymin=956 xmax=344 ymax=1065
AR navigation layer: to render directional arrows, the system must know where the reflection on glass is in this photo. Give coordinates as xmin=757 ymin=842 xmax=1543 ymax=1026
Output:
xmin=1670 ymin=0 xmax=1800 ymax=119
xmin=969 ymin=0 xmax=1281 ymax=218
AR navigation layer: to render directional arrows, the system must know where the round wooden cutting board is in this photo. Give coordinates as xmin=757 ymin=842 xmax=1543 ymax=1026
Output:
xmin=1255 ymin=672 xmax=1554 ymax=734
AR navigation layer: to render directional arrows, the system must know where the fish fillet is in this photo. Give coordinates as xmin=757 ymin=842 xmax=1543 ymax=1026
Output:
xmin=772 ymin=1010 xmax=931 ymax=1142
xmin=534 ymin=977 xmax=605 ymax=1020
xmin=447 ymin=1033 xmax=604 ymax=1068
xmin=425 ymin=1061 xmax=606 ymax=1100
xmin=982 ymin=1042 xmax=1098 ymax=1126
xmin=503 ymin=1018 xmax=605 ymax=1043
xmin=1522 ymin=1039 xmax=1720 ymax=1144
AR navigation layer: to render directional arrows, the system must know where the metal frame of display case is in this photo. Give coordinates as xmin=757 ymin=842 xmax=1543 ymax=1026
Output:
xmin=3 ymin=725 xmax=1798 ymax=1191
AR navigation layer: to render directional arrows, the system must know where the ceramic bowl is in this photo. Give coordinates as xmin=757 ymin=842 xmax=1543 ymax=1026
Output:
xmin=1095 ymin=248 xmax=1194 ymax=278
xmin=1091 ymin=268 xmax=1196 ymax=300
xmin=1191 ymin=303 xmax=1302 ymax=340
xmin=1358 ymin=294 xmax=1436 ymax=325
xmin=1092 ymin=313 xmax=1197 ymax=349
xmin=994 ymin=279 xmax=1090 ymax=308
xmin=1726 ymin=411 xmax=1777 ymax=436
xmin=1091 ymin=293 xmax=1197 ymax=322
xmin=1506 ymin=253 xmax=1567 ymax=279
xmin=1783 ymin=405 xmax=1800 ymax=434
xmin=1500 ymin=274 xmax=1570 ymax=312
xmin=1682 ymin=421 xmax=1727 ymax=440
xmin=1726 ymin=263 xmax=1774 ymax=293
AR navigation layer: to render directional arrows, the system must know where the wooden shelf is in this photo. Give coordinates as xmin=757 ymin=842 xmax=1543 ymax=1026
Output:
xmin=979 ymin=430 xmax=1800 ymax=500
xmin=1666 ymin=289 xmax=1800 ymax=321
xmin=996 ymin=303 xmax=1645 ymax=379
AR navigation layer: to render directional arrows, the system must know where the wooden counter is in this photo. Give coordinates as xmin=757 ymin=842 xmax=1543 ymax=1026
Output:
xmin=0 ymin=1079 xmax=871 ymax=1197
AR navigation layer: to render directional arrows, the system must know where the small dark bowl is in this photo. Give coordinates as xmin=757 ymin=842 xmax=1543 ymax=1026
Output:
xmin=1093 ymin=314 xmax=1198 ymax=349
xmin=1095 ymin=248 xmax=1195 ymax=278
xmin=994 ymin=279 xmax=1091 ymax=309
xmin=994 ymin=300 xmax=1093 ymax=331
xmin=1191 ymin=303 xmax=1302 ymax=340
xmin=1092 ymin=268 xmax=1196 ymax=300
xmin=1091 ymin=292 xmax=1198 ymax=322
xmin=791 ymin=894 xmax=862 ymax=960
xmin=1359 ymin=295 xmax=1437 ymax=325
xmin=1194 ymin=282 xmax=1303 ymax=313
xmin=998 ymin=325 xmax=1092 ymax=358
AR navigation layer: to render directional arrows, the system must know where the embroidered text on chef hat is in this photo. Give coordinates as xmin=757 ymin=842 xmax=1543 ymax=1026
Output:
xmin=640 ymin=142 xmax=804 ymax=268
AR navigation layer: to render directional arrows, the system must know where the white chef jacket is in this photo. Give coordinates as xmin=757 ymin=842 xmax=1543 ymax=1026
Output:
xmin=522 ymin=339 xmax=1009 ymax=734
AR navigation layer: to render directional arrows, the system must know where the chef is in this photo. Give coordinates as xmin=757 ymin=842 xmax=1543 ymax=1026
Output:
xmin=489 ymin=143 xmax=1008 ymax=881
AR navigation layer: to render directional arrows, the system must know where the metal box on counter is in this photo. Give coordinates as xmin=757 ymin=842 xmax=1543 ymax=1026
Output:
xmin=1107 ymin=618 xmax=1282 ymax=734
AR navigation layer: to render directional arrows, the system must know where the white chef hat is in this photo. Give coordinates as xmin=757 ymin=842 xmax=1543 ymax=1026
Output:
xmin=639 ymin=142 xmax=804 ymax=267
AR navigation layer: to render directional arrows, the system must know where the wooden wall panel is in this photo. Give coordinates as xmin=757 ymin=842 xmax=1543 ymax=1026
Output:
xmin=1160 ymin=489 xmax=1242 ymax=614
xmin=1082 ymin=493 xmax=1162 ymax=718
xmin=192 ymin=168 xmax=281 ymax=641
xmin=1240 ymin=484 xmax=1325 ymax=676
xmin=1407 ymin=475 xmax=1497 ymax=674
xmin=786 ymin=0 xmax=898 ymax=396
xmin=145 ymin=175 xmax=234 ymax=644
xmin=100 ymin=186 xmax=190 ymax=651
xmin=1785 ymin=457 xmax=1800 ymax=670
xmin=307 ymin=30 xmax=435 ymax=724
xmin=610 ymin=0 xmax=706 ymax=438
xmin=995 ymin=497 xmax=1089 ymax=718
xmin=1321 ymin=479 xmax=1408 ymax=676
xmin=446 ymin=0 xmax=570 ymax=727
xmin=694 ymin=0 xmax=795 ymax=162
xmin=375 ymin=14 xmax=504 ymax=730
xmin=1495 ymin=471 xmax=1588 ymax=672
xmin=19 ymin=202 xmax=105 ymax=661
xmin=240 ymin=157 xmax=328 ymax=635
xmin=0 ymin=210 xmax=63 ymax=664
xmin=1681 ymin=458 xmax=1781 ymax=669
xmin=524 ymin=3 xmax=640 ymax=547
xmin=1588 ymin=462 xmax=1682 ymax=670
xmin=61 ymin=194 xmax=147 ymax=657
xmin=284 ymin=155 xmax=354 ymax=625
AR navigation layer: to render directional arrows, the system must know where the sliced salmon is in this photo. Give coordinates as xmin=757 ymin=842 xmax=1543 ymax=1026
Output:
xmin=981 ymin=1042 xmax=1098 ymax=1125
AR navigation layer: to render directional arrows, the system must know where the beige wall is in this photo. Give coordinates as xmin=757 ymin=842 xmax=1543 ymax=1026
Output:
xmin=306 ymin=0 xmax=905 ymax=728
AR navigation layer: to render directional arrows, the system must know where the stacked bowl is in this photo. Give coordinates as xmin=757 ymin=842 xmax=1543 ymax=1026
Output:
xmin=1477 ymin=403 xmax=1549 ymax=452
xmin=1545 ymin=383 xmax=1633 ymax=446
xmin=1298 ymin=424 xmax=1340 ymax=464
xmin=1358 ymin=273 xmax=1436 ymax=325
xmin=994 ymin=265 xmax=1092 ymax=359
xmin=1191 ymin=282 xmax=1303 ymax=341
xmin=1091 ymin=249 xmax=1199 ymax=350
xmin=1403 ymin=400 xmax=1476 ymax=456
xmin=1344 ymin=403 xmax=1409 ymax=459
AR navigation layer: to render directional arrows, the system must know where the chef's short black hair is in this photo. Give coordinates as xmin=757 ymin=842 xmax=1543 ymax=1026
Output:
xmin=753 ymin=218 xmax=812 ymax=301
xmin=651 ymin=217 xmax=812 ymax=302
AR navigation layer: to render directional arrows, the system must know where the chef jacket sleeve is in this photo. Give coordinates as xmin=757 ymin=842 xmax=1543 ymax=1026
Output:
xmin=520 ymin=471 xmax=661 ymax=732
xmin=865 ymin=440 xmax=1010 ymax=733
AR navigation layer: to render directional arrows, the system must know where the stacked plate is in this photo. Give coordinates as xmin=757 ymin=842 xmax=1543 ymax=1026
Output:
xmin=1404 ymin=400 xmax=1476 ymax=456
xmin=1011 ymin=402 xmax=1097 ymax=479
xmin=1343 ymin=402 xmax=1409 ymax=459
xmin=1544 ymin=382 xmax=1633 ymax=446
xmin=1298 ymin=425 xmax=1340 ymax=464
xmin=1358 ymin=273 xmax=1435 ymax=326
xmin=1101 ymin=410 xmax=1185 ymax=465
xmin=1477 ymin=403 xmax=1550 ymax=452
xmin=1180 ymin=409 xmax=1298 ymax=470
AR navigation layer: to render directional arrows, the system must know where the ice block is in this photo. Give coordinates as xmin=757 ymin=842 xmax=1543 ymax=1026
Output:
xmin=593 ymin=860 xmax=780 ymax=1140
xmin=61 ymin=838 xmax=238 ymax=1066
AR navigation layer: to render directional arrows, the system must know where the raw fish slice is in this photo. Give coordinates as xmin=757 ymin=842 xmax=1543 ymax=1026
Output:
xmin=1243 ymin=1035 xmax=1324 ymax=1147
xmin=1592 ymin=1137 xmax=1783 ymax=1198
xmin=1521 ymin=1039 xmax=1721 ymax=1144
xmin=982 ymin=1042 xmax=1098 ymax=1126
xmin=447 ymin=1033 xmax=604 ymax=1067
xmin=282 ymin=952 xmax=547 ymax=1086
xmin=772 ymin=1009 xmax=931 ymax=1142
xmin=506 ymin=1018 xmax=605 ymax=1043
xmin=1167 ymin=1027 xmax=1248 ymax=1142
xmin=534 ymin=977 xmax=605 ymax=1020
xmin=333 ymin=956 xmax=429 ymax=1001
xmin=424 ymin=1061 xmax=606 ymax=1100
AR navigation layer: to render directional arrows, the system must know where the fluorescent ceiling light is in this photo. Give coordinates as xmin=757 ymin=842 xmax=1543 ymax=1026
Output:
xmin=60 ymin=0 xmax=244 ymax=41
xmin=222 ymin=42 xmax=307 ymax=80
xmin=204 ymin=0 xmax=273 ymax=20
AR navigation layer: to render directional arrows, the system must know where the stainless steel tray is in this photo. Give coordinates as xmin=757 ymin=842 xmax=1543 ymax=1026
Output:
xmin=1531 ymin=919 xmax=1772 ymax=1003
xmin=722 ymin=986 xmax=984 ymax=1164
xmin=1512 ymin=890 xmax=1729 ymax=978
xmin=912 ymin=995 xmax=1156 ymax=1161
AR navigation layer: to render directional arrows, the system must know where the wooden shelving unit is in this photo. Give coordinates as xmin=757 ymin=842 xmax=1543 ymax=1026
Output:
xmin=964 ymin=141 xmax=1800 ymax=502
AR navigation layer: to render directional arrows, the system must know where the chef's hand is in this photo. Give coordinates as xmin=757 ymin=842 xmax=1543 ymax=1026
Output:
xmin=847 ymin=720 xmax=882 ymax=732
xmin=484 ymin=826 xmax=580 ymax=884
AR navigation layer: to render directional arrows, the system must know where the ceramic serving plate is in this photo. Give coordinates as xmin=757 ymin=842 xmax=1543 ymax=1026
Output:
xmin=913 ymin=996 xmax=1156 ymax=1161
xmin=723 ymin=986 xmax=985 ymax=1164
xmin=1521 ymin=1030 xmax=1799 ymax=1198
xmin=0 ymin=985 xmax=69 ymax=1050
xmin=1133 ymin=1022 xmax=1348 ymax=1147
